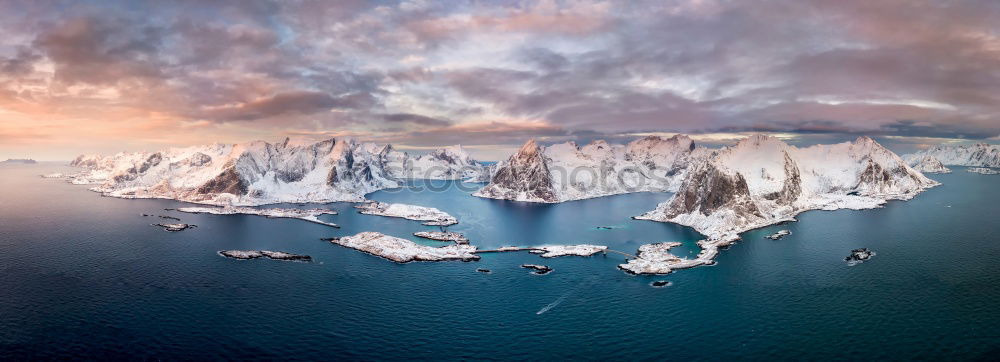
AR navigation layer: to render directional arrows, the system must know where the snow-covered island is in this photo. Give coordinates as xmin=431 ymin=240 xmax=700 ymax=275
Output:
xmin=354 ymin=201 xmax=458 ymax=226
xmin=177 ymin=206 xmax=339 ymax=227
xmin=521 ymin=264 xmax=553 ymax=275
xmin=330 ymin=232 xmax=479 ymax=263
xmin=618 ymin=242 xmax=718 ymax=275
xmin=152 ymin=223 xmax=196 ymax=232
xmin=218 ymin=250 xmax=312 ymax=262
xmin=528 ymin=244 xmax=608 ymax=258
xmin=765 ymin=230 xmax=791 ymax=240
xmin=844 ymin=248 xmax=875 ymax=265
xmin=967 ymin=167 xmax=999 ymax=175
xmin=413 ymin=231 xmax=468 ymax=244
xmin=627 ymin=135 xmax=937 ymax=274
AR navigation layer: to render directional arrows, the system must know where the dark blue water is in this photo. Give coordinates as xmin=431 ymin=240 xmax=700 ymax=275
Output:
xmin=2 ymin=163 xmax=999 ymax=360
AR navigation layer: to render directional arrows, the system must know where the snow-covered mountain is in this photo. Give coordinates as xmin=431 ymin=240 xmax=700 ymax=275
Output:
xmin=405 ymin=145 xmax=485 ymax=180
xmin=908 ymin=155 xmax=952 ymax=174
xmin=636 ymin=135 xmax=938 ymax=241
xmin=69 ymin=138 xmax=486 ymax=206
xmin=904 ymin=143 xmax=1000 ymax=168
xmin=473 ymin=135 xmax=707 ymax=202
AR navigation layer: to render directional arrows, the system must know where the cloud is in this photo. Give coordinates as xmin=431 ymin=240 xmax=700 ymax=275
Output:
xmin=1 ymin=0 xmax=999 ymax=161
xmin=381 ymin=113 xmax=451 ymax=126
xmin=199 ymin=91 xmax=372 ymax=122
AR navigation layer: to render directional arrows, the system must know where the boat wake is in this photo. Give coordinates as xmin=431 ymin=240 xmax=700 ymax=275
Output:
xmin=535 ymin=277 xmax=598 ymax=315
xmin=536 ymin=295 xmax=568 ymax=315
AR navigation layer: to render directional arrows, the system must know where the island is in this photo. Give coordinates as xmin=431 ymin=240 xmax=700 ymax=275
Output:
xmin=528 ymin=244 xmax=608 ymax=258
xmin=152 ymin=223 xmax=196 ymax=232
xmin=521 ymin=264 xmax=553 ymax=275
xmin=844 ymin=248 xmax=875 ymax=265
xmin=329 ymin=232 xmax=479 ymax=263
xmin=967 ymin=167 xmax=999 ymax=175
xmin=617 ymin=241 xmax=725 ymax=275
xmin=764 ymin=230 xmax=792 ymax=240
xmin=354 ymin=201 xmax=458 ymax=226
xmin=177 ymin=206 xmax=339 ymax=227
xmin=218 ymin=250 xmax=312 ymax=262
xmin=413 ymin=231 xmax=469 ymax=244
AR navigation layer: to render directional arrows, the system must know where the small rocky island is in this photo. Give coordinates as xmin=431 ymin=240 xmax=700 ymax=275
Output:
xmin=218 ymin=250 xmax=312 ymax=262
xmin=178 ymin=206 xmax=339 ymax=227
xmin=650 ymin=280 xmax=672 ymax=288
xmin=521 ymin=264 xmax=552 ymax=275
xmin=152 ymin=223 xmax=196 ymax=232
xmin=354 ymin=201 xmax=458 ymax=226
xmin=967 ymin=167 xmax=999 ymax=175
xmin=330 ymin=231 xmax=478 ymax=263
xmin=413 ymin=231 xmax=469 ymax=244
xmin=764 ymin=230 xmax=791 ymax=240
xmin=844 ymin=248 xmax=875 ymax=265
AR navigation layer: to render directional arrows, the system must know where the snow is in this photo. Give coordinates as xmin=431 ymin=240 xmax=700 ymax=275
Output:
xmin=354 ymin=201 xmax=458 ymax=226
xmin=177 ymin=206 xmax=339 ymax=227
xmin=330 ymin=232 xmax=479 ymax=263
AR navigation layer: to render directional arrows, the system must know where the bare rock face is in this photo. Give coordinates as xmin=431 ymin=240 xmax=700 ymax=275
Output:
xmin=474 ymin=139 xmax=558 ymax=202
xmin=665 ymin=161 xmax=762 ymax=219
xmin=196 ymin=165 xmax=248 ymax=195
xmin=762 ymin=152 xmax=802 ymax=205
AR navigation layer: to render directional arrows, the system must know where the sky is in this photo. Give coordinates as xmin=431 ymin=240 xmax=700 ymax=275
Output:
xmin=1 ymin=0 xmax=999 ymax=161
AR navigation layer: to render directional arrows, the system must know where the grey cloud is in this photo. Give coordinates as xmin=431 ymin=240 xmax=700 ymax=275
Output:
xmin=381 ymin=113 xmax=452 ymax=127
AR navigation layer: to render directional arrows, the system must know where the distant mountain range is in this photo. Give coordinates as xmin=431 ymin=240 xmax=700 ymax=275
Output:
xmin=68 ymin=134 xmax=939 ymax=242
xmin=69 ymin=138 xmax=486 ymax=206
xmin=904 ymin=143 xmax=1000 ymax=168
xmin=2 ymin=158 xmax=37 ymax=164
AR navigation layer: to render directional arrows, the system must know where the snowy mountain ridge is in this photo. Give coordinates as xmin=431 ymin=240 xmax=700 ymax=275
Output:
xmin=636 ymin=135 xmax=938 ymax=241
xmin=69 ymin=138 xmax=486 ymax=206
xmin=904 ymin=143 xmax=1000 ymax=168
xmin=473 ymin=135 xmax=709 ymax=202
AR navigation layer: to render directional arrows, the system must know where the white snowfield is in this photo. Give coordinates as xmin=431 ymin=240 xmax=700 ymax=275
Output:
xmin=474 ymin=135 xmax=710 ymax=203
xmin=330 ymin=232 xmax=479 ymax=263
xmin=354 ymin=201 xmax=458 ymax=226
xmin=904 ymin=143 xmax=1000 ymax=168
xmin=908 ymin=155 xmax=952 ymax=174
xmin=177 ymin=206 xmax=340 ymax=227
xmin=66 ymin=138 xmax=488 ymax=206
